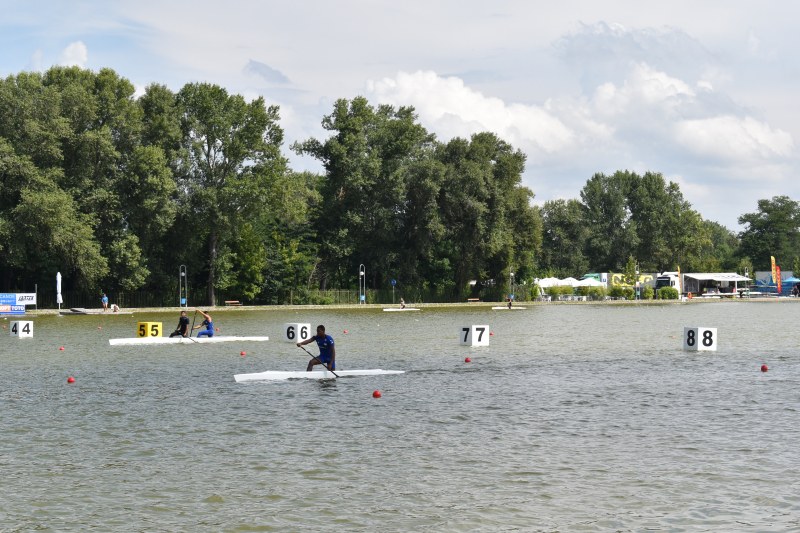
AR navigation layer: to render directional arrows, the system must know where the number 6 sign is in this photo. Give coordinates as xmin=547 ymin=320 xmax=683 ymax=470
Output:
xmin=283 ymin=323 xmax=311 ymax=343
xmin=683 ymin=327 xmax=717 ymax=351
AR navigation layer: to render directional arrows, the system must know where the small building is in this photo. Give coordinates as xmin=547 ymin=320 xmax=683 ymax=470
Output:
xmin=682 ymin=273 xmax=751 ymax=296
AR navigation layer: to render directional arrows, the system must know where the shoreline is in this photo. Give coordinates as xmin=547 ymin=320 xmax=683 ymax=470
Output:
xmin=16 ymin=296 xmax=798 ymax=316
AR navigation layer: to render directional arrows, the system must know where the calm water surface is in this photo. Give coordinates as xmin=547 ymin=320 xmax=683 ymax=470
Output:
xmin=1 ymin=302 xmax=799 ymax=532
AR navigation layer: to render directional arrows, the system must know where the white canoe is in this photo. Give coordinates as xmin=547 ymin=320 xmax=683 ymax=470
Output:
xmin=491 ymin=306 xmax=526 ymax=310
xmin=382 ymin=308 xmax=420 ymax=312
xmin=234 ymin=369 xmax=405 ymax=382
xmin=109 ymin=336 xmax=269 ymax=346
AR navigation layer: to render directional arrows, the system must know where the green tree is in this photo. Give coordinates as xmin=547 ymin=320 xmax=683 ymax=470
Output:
xmin=176 ymin=83 xmax=288 ymax=305
xmin=435 ymin=132 xmax=536 ymax=296
xmin=294 ymin=97 xmax=435 ymax=289
xmin=539 ymin=199 xmax=589 ymax=277
xmin=738 ymin=196 xmax=800 ymax=269
xmin=580 ymin=171 xmax=638 ymax=271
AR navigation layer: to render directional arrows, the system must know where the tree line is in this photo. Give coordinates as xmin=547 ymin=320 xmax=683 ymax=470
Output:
xmin=1 ymin=67 xmax=798 ymax=304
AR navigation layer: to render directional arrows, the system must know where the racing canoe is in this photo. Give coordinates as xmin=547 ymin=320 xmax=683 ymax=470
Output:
xmin=234 ymin=369 xmax=405 ymax=382
xmin=109 ymin=336 xmax=269 ymax=346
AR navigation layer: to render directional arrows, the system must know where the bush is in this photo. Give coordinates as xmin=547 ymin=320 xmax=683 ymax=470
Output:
xmin=577 ymin=286 xmax=607 ymax=300
xmin=658 ymin=287 xmax=680 ymax=300
xmin=608 ymin=285 xmax=626 ymax=298
xmin=546 ymin=285 xmax=575 ymax=298
xmin=588 ymin=286 xmax=607 ymax=300
xmin=642 ymin=286 xmax=654 ymax=300
xmin=622 ymin=287 xmax=635 ymax=300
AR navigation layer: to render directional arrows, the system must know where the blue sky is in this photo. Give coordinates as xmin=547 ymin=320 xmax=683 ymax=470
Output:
xmin=2 ymin=0 xmax=798 ymax=230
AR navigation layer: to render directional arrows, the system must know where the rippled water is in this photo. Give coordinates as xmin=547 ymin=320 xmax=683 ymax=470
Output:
xmin=1 ymin=302 xmax=799 ymax=532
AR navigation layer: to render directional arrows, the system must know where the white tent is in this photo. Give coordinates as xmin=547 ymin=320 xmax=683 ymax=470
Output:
xmin=536 ymin=277 xmax=563 ymax=288
xmin=575 ymin=277 xmax=605 ymax=287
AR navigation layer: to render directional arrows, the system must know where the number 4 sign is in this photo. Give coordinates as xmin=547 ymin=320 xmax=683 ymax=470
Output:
xmin=10 ymin=321 xmax=33 ymax=338
xmin=683 ymin=327 xmax=717 ymax=351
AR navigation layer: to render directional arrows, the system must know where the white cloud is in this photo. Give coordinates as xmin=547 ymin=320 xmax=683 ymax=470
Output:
xmin=591 ymin=63 xmax=694 ymax=120
xmin=675 ymin=116 xmax=793 ymax=163
xmin=59 ymin=41 xmax=88 ymax=67
xmin=367 ymin=70 xmax=575 ymax=154
xmin=29 ymin=49 xmax=43 ymax=71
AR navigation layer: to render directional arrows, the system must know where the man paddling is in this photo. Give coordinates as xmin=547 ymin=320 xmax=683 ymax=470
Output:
xmin=169 ymin=310 xmax=190 ymax=338
xmin=194 ymin=310 xmax=214 ymax=337
xmin=297 ymin=325 xmax=336 ymax=371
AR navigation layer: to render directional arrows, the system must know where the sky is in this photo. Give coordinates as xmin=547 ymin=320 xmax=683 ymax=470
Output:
xmin=1 ymin=0 xmax=798 ymax=230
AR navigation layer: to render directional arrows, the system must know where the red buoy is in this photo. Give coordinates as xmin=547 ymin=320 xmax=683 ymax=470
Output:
xmin=465 ymin=357 xmax=472 ymax=363
xmin=343 ymin=329 xmax=349 ymax=334
xmin=240 ymin=351 xmax=246 ymax=356
xmin=67 ymin=376 xmax=75 ymax=384
xmin=372 ymin=390 xmax=382 ymax=398
xmin=761 ymin=364 xmax=768 ymax=372
xmin=59 ymin=346 xmax=65 ymax=351
xmin=490 ymin=331 xmax=495 ymax=336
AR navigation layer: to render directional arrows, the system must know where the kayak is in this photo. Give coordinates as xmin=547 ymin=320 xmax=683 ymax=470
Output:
xmin=382 ymin=308 xmax=420 ymax=312
xmin=234 ymin=369 xmax=405 ymax=382
xmin=109 ymin=336 xmax=269 ymax=346
xmin=491 ymin=306 xmax=526 ymax=310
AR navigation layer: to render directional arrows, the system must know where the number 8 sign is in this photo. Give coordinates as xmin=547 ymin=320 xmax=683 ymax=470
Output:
xmin=683 ymin=327 xmax=717 ymax=351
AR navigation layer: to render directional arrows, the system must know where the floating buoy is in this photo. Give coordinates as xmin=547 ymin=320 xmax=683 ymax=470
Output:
xmin=490 ymin=331 xmax=494 ymax=336
xmin=761 ymin=364 xmax=768 ymax=372
xmin=67 ymin=376 xmax=75 ymax=384
xmin=215 ymin=328 xmax=219 ymax=332
xmin=372 ymin=390 xmax=382 ymax=398
xmin=343 ymin=329 xmax=349 ymax=334
xmin=98 ymin=326 xmax=102 ymax=330
xmin=59 ymin=346 xmax=65 ymax=351
xmin=465 ymin=357 xmax=471 ymax=363
xmin=240 ymin=351 xmax=246 ymax=356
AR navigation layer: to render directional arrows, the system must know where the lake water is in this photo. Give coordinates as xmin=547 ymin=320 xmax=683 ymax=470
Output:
xmin=1 ymin=302 xmax=798 ymax=532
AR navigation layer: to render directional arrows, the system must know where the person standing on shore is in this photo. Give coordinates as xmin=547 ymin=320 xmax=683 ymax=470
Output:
xmin=170 ymin=310 xmax=191 ymax=338
xmin=101 ymin=293 xmax=109 ymax=311
xmin=297 ymin=325 xmax=336 ymax=371
xmin=193 ymin=310 xmax=214 ymax=337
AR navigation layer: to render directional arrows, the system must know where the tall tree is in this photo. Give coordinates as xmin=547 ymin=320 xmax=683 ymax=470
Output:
xmin=175 ymin=83 xmax=287 ymax=305
xmin=580 ymin=171 xmax=637 ymax=271
xmin=539 ymin=198 xmax=590 ymax=277
xmin=738 ymin=196 xmax=800 ymax=269
xmin=435 ymin=132 xmax=536 ymax=295
xmin=294 ymin=97 xmax=434 ymax=289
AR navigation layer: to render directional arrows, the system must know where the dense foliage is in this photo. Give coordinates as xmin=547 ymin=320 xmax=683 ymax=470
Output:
xmin=1 ymin=67 xmax=798 ymax=303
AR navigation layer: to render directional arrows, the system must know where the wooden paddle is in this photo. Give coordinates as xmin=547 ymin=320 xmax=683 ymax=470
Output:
xmin=188 ymin=310 xmax=198 ymax=338
xmin=298 ymin=344 xmax=339 ymax=377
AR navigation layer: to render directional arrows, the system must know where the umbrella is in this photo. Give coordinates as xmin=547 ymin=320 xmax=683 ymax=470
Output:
xmin=56 ymin=272 xmax=63 ymax=310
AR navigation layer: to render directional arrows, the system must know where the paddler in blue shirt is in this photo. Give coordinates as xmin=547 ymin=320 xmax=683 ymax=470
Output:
xmin=297 ymin=325 xmax=336 ymax=371
xmin=193 ymin=310 xmax=214 ymax=337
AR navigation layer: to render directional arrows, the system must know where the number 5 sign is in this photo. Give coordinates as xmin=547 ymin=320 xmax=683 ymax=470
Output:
xmin=683 ymin=327 xmax=717 ymax=351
